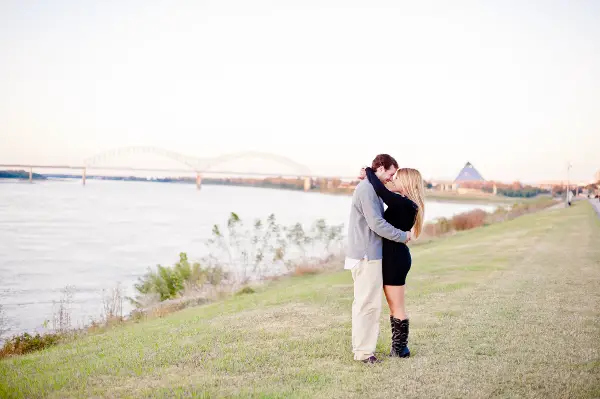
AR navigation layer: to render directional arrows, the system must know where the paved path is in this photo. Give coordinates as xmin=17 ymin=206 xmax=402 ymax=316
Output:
xmin=589 ymin=198 xmax=600 ymax=218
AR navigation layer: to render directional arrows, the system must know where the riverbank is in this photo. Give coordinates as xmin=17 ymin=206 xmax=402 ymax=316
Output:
xmin=1 ymin=169 xmax=540 ymax=205
xmin=2 ymin=201 xmax=599 ymax=398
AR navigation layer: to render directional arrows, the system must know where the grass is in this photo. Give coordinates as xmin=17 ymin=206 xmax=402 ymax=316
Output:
xmin=2 ymin=202 xmax=599 ymax=398
xmin=424 ymin=189 xmax=529 ymax=204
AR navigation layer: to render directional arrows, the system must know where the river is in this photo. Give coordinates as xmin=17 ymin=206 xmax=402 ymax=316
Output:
xmin=0 ymin=179 xmax=497 ymax=336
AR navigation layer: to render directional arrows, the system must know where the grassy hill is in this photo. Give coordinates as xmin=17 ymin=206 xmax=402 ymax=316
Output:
xmin=1 ymin=202 xmax=599 ymax=398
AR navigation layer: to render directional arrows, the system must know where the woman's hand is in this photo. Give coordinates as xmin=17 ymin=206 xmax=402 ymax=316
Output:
xmin=358 ymin=167 xmax=367 ymax=180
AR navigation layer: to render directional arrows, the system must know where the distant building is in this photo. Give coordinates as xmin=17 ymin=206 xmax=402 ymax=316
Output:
xmin=427 ymin=162 xmax=487 ymax=193
xmin=595 ymin=169 xmax=600 ymax=183
xmin=454 ymin=162 xmax=485 ymax=183
xmin=451 ymin=162 xmax=489 ymax=194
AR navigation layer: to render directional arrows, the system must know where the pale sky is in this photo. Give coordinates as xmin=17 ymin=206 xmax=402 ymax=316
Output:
xmin=1 ymin=0 xmax=598 ymax=183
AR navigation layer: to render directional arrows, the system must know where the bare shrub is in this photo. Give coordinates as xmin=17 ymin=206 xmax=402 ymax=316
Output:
xmin=0 ymin=304 xmax=8 ymax=341
xmin=205 ymin=212 xmax=344 ymax=283
xmin=101 ymin=283 xmax=124 ymax=326
xmin=52 ymin=286 xmax=75 ymax=333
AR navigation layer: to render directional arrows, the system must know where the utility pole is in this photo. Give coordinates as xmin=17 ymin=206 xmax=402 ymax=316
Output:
xmin=566 ymin=162 xmax=572 ymax=207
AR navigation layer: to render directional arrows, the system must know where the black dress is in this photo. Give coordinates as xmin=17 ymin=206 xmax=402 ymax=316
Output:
xmin=366 ymin=167 xmax=418 ymax=286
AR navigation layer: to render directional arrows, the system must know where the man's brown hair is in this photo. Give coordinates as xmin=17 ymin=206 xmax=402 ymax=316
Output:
xmin=371 ymin=154 xmax=398 ymax=171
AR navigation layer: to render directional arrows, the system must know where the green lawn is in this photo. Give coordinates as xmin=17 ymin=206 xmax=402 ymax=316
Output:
xmin=424 ymin=190 xmax=537 ymax=204
xmin=2 ymin=202 xmax=599 ymax=398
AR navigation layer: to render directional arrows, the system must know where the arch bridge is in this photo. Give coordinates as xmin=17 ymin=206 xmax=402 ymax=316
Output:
xmin=82 ymin=146 xmax=314 ymax=190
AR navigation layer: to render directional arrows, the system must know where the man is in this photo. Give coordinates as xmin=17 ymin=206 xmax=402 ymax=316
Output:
xmin=345 ymin=154 xmax=411 ymax=364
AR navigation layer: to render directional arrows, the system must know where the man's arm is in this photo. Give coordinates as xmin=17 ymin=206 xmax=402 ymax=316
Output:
xmin=359 ymin=185 xmax=409 ymax=243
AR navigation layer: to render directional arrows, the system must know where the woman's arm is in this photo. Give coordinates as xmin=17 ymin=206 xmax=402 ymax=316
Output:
xmin=365 ymin=167 xmax=402 ymax=208
xmin=365 ymin=167 xmax=418 ymax=212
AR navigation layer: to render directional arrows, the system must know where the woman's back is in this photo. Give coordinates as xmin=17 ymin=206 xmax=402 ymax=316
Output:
xmin=383 ymin=197 xmax=418 ymax=234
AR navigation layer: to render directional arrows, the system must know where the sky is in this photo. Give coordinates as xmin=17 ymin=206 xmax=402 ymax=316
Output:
xmin=1 ymin=0 xmax=599 ymax=183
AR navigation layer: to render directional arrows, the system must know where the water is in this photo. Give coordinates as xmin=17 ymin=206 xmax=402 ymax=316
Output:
xmin=0 ymin=180 xmax=496 ymax=336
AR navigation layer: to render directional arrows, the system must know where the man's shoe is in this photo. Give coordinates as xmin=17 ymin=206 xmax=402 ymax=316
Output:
xmin=361 ymin=355 xmax=382 ymax=364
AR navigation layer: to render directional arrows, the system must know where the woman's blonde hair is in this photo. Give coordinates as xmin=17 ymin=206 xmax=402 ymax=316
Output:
xmin=393 ymin=168 xmax=425 ymax=239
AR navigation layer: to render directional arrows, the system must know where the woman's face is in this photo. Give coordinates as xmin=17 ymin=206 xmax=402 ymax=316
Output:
xmin=385 ymin=178 xmax=405 ymax=194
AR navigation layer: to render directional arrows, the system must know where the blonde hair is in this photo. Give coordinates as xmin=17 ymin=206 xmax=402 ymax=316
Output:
xmin=392 ymin=168 xmax=425 ymax=239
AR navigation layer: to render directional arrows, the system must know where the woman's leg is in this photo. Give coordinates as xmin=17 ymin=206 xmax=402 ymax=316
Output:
xmin=384 ymin=284 xmax=406 ymax=320
xmin=384 ymin=284 xmax=410 ymax=357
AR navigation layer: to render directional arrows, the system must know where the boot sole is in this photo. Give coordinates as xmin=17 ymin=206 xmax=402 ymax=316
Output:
xmin=390 ymin=349 xmax=411 ymax=358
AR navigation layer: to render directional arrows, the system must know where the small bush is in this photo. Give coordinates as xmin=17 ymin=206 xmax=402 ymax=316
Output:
xmin=422 ymin=217 xmax=452 ymax=237
xmin=0 ymin=332 xmax=63 ymax=358
xmin=293 ymin=265 xmax=322 ymax=276
xmin=129 ymin=310 xmax=147 ymax=323
xmin=451 ymin=209 xmax=487 ymax=231
xmin=235 ymin=286 xmax=256 ymax=295
xmin=131 ymin=253 xmax=227 ymax=306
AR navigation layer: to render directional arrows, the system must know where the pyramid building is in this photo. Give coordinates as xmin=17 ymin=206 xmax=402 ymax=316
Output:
xmin=454 ymin=162 xmax=485 ymax=183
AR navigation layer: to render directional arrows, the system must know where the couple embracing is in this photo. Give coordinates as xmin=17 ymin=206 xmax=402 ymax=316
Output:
xmin=345 ymin=154 xmax=425 ymax=364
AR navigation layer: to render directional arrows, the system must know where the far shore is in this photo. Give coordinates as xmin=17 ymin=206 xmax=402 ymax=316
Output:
xmin=1 ymin=171 xmax=539 ymax=205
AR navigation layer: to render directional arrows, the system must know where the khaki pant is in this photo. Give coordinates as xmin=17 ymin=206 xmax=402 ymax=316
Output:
xmin=351 ymin=258 xmax=383 ymax=360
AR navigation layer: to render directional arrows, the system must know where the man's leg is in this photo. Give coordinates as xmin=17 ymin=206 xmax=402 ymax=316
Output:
xmin=351 ymin=259 xmax=383 ymax=361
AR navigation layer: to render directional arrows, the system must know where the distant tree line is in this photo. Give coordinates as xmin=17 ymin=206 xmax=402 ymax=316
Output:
xmin=0 ymin=170 xmax=47 ymax=180
xmin=492 ymin=187 xmax=549 ymax=198
xmin=459 ymin=181 xmax=551 ymax=198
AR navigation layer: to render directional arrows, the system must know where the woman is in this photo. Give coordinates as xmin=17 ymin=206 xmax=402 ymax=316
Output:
xmin=361 ymin=166 xmax=425 ymax=357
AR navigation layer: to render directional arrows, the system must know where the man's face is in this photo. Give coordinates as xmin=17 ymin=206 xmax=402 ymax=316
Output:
xmin=376 ymin=165 xmax=397 ymax=183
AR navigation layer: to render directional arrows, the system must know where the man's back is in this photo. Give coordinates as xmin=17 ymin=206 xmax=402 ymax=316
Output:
xmin=346 ymin=180 xmax=386 ymax=260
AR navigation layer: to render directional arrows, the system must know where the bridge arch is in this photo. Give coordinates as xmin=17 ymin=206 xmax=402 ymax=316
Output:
xmin=198 ymin=151 xmax=312 ymax=176
xmin=84 ymin=147 xmax=312 ymax=176
xmin=84 ymin=146 xmax=199 ymax=170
